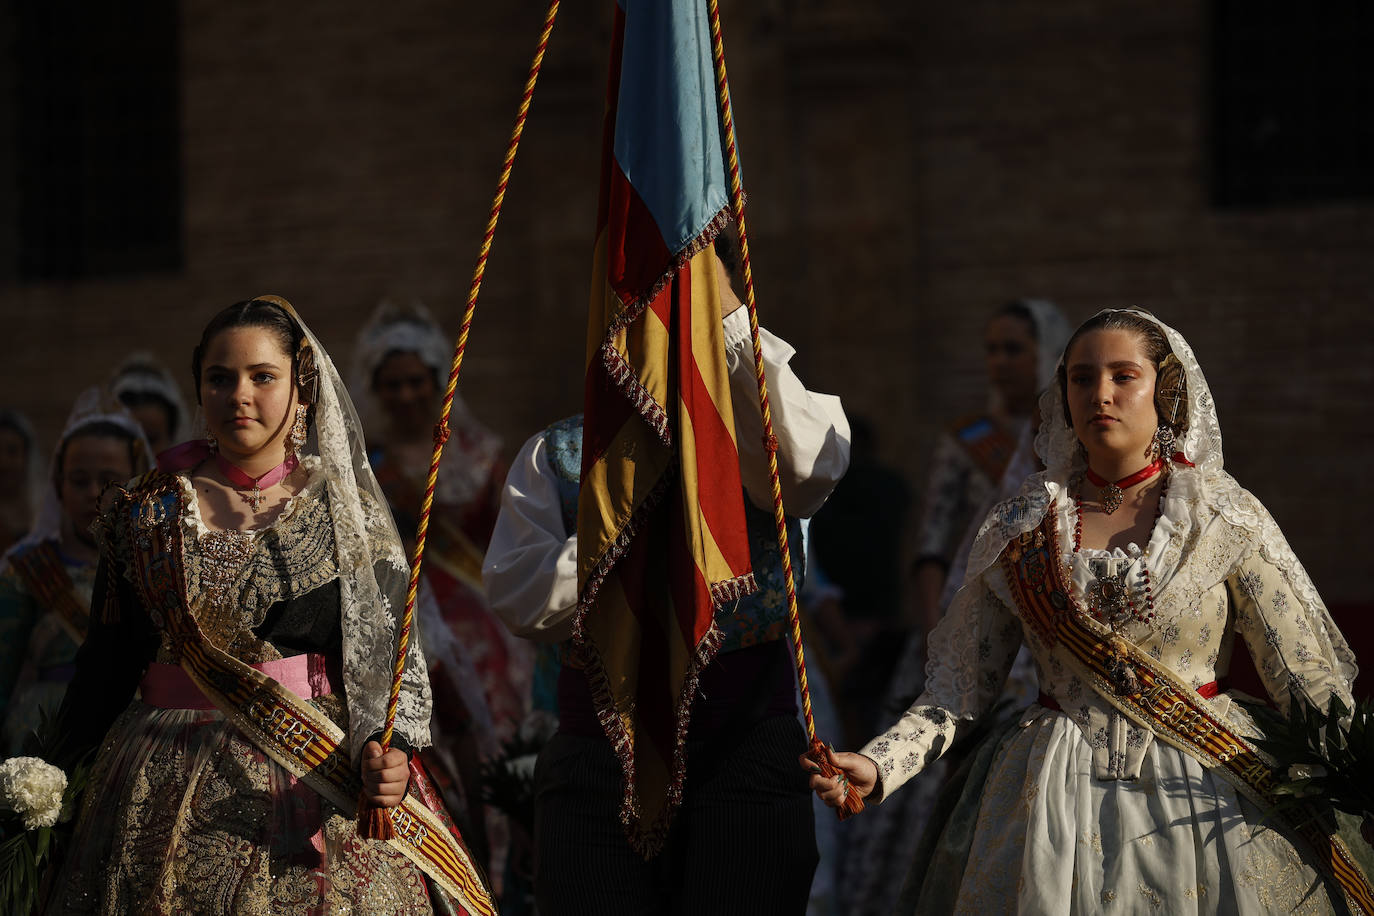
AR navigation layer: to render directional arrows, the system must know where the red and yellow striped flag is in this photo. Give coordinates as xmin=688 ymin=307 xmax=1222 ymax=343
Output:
xmin=574 ymin=0 xmax=757 ymax=856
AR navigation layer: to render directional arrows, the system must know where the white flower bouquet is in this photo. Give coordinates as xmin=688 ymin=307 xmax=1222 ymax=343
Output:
xmin=0 ymin=757 xmax=68 ymax=830
xmin=0 ymin=745 xmax=91 ymax=914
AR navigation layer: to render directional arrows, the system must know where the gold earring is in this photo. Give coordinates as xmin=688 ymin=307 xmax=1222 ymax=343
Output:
xmin=288 ymin=404 xmax=309 ymax=454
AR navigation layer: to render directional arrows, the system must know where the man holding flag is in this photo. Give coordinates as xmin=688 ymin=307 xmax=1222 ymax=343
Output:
xmin=485 ymin=221 xmax=848 ymax=913
xmin=485 ymin=0 xmax=850 ymax=909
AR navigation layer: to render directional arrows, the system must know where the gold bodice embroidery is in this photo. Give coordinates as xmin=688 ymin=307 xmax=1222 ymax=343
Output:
xmin=170 ymin=478 xmax=339 ymax=664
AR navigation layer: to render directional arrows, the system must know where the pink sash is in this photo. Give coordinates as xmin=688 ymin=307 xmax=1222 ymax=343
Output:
xmin=141 ymin=653 xmax=338 ymax=710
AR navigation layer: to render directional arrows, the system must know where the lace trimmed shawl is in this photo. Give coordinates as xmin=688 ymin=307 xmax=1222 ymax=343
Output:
xmin=927 ymin=308 xmax=1357 ymax=720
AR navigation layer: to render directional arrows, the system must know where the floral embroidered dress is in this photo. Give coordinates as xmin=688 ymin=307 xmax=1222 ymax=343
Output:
xmin=910 ymin=415 xmax=1014 ymax=575
xmin=863 ymin=310 xmax=1363 ymax=914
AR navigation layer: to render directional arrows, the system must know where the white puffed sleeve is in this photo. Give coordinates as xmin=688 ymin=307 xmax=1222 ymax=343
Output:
xmin=723 ymin=308 xmax=850 ymax=519
xmin=481 ymin=430 xmax=579 ymax=643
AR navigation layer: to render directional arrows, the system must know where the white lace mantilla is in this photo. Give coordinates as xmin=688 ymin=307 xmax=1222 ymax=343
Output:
xmin=308 ymin=315 xmax=432 ymax=760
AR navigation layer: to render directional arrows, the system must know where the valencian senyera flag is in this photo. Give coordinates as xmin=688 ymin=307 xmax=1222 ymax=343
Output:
xmin=576 ymin=0 xmax=758 ymax=857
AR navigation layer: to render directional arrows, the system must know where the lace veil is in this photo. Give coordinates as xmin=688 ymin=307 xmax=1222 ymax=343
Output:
xmin=1022 ymin=298 xmax=1074 ymax=393
xmin=255 ymin=297 xmax=433 ymax=758
xmin=109 ymin=352 xmax=189 ymax=448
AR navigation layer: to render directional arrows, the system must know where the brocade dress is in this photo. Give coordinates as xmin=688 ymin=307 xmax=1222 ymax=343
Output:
xmin=46 ymin=465 xmax=458 ymax=915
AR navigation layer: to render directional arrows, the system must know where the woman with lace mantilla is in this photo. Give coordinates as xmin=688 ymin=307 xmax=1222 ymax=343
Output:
xmin=808 ymin=309 xmax=1367 ymax=913
xmin=44 ymin=298 xmax=490 ymax=914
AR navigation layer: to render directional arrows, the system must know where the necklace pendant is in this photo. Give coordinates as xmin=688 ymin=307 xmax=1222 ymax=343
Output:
xmin=1099 ymin=482 xmax=1124 ymax=514
xmin=245 ymin=486 xmax=264 ymax=511
xmin=1088 ymin=574 xmax=1130 ymax=623
xmin=1087 ymin=557 xmax=1134 ymax=626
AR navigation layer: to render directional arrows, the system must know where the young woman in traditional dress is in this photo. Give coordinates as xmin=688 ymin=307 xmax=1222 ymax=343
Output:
xmin=0 ymin=393 xmax=147 ymax=756
xmin=811 ymin=309 xmax=1367 ymax=914
xmin=352 ymin=302 xmax=527 ymax=749
xmin=44 ymin=297 xmax=491 ymax=915
xmin=910 ymin=299 xmax=1072 ymax=631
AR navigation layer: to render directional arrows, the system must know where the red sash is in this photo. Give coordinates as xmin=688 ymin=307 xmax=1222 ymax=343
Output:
xmin=9 ymin=541 xmax=89 ymax=642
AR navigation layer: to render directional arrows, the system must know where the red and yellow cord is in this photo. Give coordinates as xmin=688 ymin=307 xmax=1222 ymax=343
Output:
xmin=706 ymin=0 xmax=863 ymax=819
xmin=362 ymin=0 xmax=563 ymax=840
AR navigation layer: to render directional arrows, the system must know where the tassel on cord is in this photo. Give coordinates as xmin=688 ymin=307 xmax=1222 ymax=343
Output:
xmin=706 ymin=0 xmax=864 ymax=819
xmin=357 ymin=0 xmax=562 ymax=839
xmin=803 ymin=736 xmax=865 ymax=820
xmin=359 ymin=788 xmax=397 ymax=841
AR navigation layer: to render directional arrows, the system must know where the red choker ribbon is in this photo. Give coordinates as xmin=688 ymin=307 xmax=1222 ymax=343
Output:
xmin=216 ymin=453 xmax=299 ymax=510
xmin=1085 ymin=457 xmax=1165 ymax=515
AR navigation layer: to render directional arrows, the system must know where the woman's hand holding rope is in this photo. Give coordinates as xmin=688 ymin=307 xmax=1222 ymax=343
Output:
xmin=800 ymin=744 xmax=878 ymax=809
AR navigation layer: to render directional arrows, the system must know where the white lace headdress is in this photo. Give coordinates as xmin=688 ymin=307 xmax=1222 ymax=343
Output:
xmin=255 ymin=297 xmax=433 ymax=758
xmin=1021 ymin=298 xmax=1074 ymax=392
xmin=963 ymin=308 xmax=1220 ymax=577
xmin=109 ymin=352 xmax=189 ymax=448
xmin=5 ymin=388 xmax=150 ymax=563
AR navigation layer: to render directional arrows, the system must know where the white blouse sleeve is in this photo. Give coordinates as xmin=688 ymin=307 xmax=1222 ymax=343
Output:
xmin=1229 ymin=542 xmax=1356 ymax=715
xmin=722 ymin=308 xmax=851 ymax=518
xmin=481 ymin=430 xmax=579 ymax=643
xmin=859 ymin=573 xmax=1025 ymax=802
